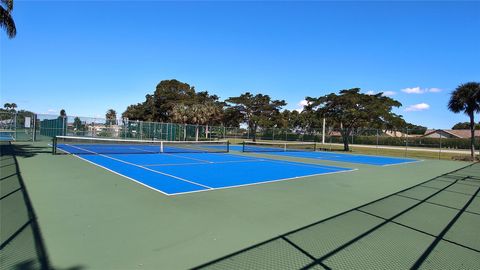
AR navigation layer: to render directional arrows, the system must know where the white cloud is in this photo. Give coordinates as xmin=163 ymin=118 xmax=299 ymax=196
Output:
xmin=299 ymin=100 xmax=309 ymax=107
xmin=383 ymin=91 xmax=396 ymax=96
xmin=427 ymin=87 xmax=442 ymax=93
xmin=295 ymin=100 xmax=310 ymax=112
xmin=401 ymin=86 xmax=442 ymax=94
xmin=405 ymin=103 xmax=430 ymax=112
xmin=365 ymin=90 xmax=396 ymax=96
xmin=402 ymin=87 xmax=423 ymax=94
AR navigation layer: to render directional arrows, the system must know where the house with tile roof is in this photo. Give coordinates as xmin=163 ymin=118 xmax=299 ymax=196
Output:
xmin=422 ymin=129 xmax=480 ymax=139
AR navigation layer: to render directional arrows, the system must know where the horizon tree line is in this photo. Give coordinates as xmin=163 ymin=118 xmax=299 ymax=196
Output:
xmin=120 ymin=79 xmax=479 ymax=158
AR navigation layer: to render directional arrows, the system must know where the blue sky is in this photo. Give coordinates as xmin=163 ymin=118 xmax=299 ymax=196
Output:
xmin=1 ymin=1 xmax=479 ymax=128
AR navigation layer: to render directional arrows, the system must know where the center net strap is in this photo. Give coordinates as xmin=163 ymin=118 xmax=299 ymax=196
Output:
xmin=242 ymin=141 xmax=316 ymax=152
xmin=53 ymin=136 xmax=229 ymax=155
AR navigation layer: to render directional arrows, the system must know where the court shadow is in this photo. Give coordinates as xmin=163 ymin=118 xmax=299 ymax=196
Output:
xmin=10 ymin=260 xmax=85 ymax=270
xmin=1 ymin=143 xmax=50 ymax=269
xmin=192 ymin=163 xmax=480 ymax=270
xmin=10 ymin=143 xmax=52 ymax=158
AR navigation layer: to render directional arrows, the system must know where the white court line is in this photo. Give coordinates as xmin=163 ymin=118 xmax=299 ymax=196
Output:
xmin=130 ymin=147 xmax=159 ymax=153
xmin=144 ymin=159 xmax=266 ymax=167
xmin=164 ymin=152 xmax=258 ymax=164
xmin=58 ymin=145 xmax=358 ymax=196
xmin=56 ymin=147 xmax=173 ymax=195
xmin=169 ymin=168 xmax=359 ymax=196
xmin=144 ymin=161 xmax=212 ymax=167
xmin=381 ymin=159 xmax=424 ymax=167
xmin=65 ymin=144 xmax=213 ymax=190
xmin=260 ymin=158 xmax=354 ymax=170
xmin=164 ymin=153 xmax=213 ymax=163
xmin=73 ymin=154 xmax=173 ymax=196
xmin=257 ymin=150 xmax=422 ymax=167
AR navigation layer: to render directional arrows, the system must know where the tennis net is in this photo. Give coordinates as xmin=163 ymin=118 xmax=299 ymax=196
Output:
xmin=242 ymin=141 xmax=316 ymax=152
xmin=53 ymin=136 xmax=229 ymax=155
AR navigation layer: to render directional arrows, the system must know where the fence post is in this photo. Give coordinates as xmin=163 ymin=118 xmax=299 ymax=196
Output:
xmin=322 ymin=118 xmax=326 ymax=144
xmin=33 ymin=114 xmax=37 ymax=141
xmin=438 ymin=132 xmax=442 ymax=160
xmin=405 ymin=127 xmax=409 ymax=157
xmin=14 ymin=112 xmax=17 ymax=139
xmin=329 ymin=129 xmax=333 ymax=151
xmin=184 ymin=124 xmax=187 ymax=141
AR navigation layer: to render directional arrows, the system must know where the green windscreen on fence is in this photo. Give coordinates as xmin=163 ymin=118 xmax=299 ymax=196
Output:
xmin=39 ymin=118 xmax=66 ymax=137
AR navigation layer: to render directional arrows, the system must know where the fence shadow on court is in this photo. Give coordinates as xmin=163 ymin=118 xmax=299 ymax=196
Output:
xmin=0 ymin=142 xmax=84 ymax=270
xmin=193 ymin=163 xmax=480 ymax=270
xmin=9 ymin=143 xmax=52 ymax=158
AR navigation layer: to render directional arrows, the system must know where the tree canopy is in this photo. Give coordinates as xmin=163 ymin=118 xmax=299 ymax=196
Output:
xmin=120 ymin=80 xmax=429 ymax=147
xmin=1 ymin=0 xmax=16 ymax=38
xmin=3 ymin=102 xmax=17 ymax=112
xmin=225 ymin=92 xmax=286 ymax=141
xmin=306 ymin=88 xmax=403 ymax=150
xmin=105 ymin=109 xmax=117 ymax=125
xmin=405 ymin=123 xmax=428 ymax=135
xmin=452 ymin=122 xmax=480 ymax=130
xmin=73 ymin=117 xmax=84 ymax=132
xmin=448 ymin=81 xmax=480 ymax=160
xmin=122 ymin=80 xmax=223 ymax=124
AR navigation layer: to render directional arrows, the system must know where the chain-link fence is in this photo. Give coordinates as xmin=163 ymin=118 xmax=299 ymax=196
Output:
xmin=3 ymin=112 xmax=478 ymax=160
xmin=0 ymin=111 xmax=36 ymax=141
xmin=248 ymin=126 xmax=479 ymax=160
xmin=34 ymin=114 xmax=229 ymax=142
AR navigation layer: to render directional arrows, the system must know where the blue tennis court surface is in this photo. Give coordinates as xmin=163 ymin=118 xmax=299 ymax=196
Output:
xmin=0 ymin=131 xmax=15 ymax=141
xmin=70 ymin=152 xmax=354 ymax=195
xmin=228 ymin=145 xmax=418 ymax=166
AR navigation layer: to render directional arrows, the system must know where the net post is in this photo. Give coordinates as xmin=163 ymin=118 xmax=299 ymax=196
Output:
xmin=227 ymin=140 xmax=230 ymax=153
xmin=52 ymin=136 xmax=57 ymax=155
xmin=160 ymin=141 xmax=164 ymax=153
xmin=242 ymin=141 xmax=246 ymax=152
xmin=283 ymin=143 xmax=287 ymax=152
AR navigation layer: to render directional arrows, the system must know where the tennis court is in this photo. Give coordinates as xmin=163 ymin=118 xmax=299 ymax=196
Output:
xmin=0 ymin=130 xmax=15 ymax=141
xmin=4 ymin=139 xmax=477 ymax=270
xmin=54 ymin=137 xmax=354 ymax=195
xmin=238 ymin=141 xmax=419 ymax=166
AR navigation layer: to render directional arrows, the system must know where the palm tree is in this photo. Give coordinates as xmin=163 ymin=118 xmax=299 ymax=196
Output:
xmin=448 ymin=82 xmax=480 ymax=161
xmin=3 ymin=102 xmax=16 ymax=112
xmin=171 ymin=104 xmax=190 ymax=140
xmin=188 ymin=104 xmax=209 ymax=141
xmin=171 ymin=103 xmax=222 ymax=141
xmin=1 ymin=0 xmax=16 ymax=38
xmin=105 ymin=109 xmax=117 ymax=126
